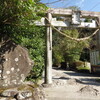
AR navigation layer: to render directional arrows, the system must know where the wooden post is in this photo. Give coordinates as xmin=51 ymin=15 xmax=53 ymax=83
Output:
xmin=45 ymin=13 xmax=52 ymax=84
xmin=96 ymin=16 xmax=100 ymax=64
xmin=97 ymin=17 xmax=100 ymax=51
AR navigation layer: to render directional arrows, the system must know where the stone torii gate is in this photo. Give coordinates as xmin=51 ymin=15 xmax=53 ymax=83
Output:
xmin=35 ymin=8 xmax=100 ymax=84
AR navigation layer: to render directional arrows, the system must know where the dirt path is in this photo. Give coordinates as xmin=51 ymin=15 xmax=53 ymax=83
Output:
xmin=42 ymin=68 xmax=100 ymax=100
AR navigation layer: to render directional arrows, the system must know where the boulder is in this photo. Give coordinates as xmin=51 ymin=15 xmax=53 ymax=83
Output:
xmin=0 ymin=97 xmax=16 ymax=100
xmin=17 ymin=90 xmax=33 ymax=100
xmin=1 ymin=88 xmax=18 ymax=97
xmin=0 ymin=83 xmax=46 ymax=100
xmin=0 ymin=38 xmax=33 ymax=88
xmin=79 ymin=86 xmax=99 ymax=96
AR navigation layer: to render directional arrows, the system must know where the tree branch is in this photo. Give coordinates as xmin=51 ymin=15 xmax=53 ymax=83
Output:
xmin=2 ymin=14 xmax=19 ymax=23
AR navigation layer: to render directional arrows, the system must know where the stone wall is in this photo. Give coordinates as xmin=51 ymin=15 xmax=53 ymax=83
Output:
xmin=0 ymin=82 xmax=46 ymax=100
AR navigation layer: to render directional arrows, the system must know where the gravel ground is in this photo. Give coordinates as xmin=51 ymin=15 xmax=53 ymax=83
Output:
xmin=42 ymin=68 xmax=100 ymax=100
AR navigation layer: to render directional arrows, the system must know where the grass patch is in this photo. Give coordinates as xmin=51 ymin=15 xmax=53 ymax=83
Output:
xmin=77 ymin=66 xmax=90 ymax=70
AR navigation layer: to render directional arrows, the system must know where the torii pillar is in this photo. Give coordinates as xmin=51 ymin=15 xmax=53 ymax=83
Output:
xmin=45 ymin=13 xmax=52 ymax=84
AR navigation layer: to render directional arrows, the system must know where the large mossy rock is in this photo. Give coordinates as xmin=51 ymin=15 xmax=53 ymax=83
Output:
xmin=0 ymin=38 xmax=33 ymax=88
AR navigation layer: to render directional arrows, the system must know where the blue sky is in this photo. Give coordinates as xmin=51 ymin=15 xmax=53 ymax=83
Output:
xmin=40 ymin=0 xmax=100 ymax=12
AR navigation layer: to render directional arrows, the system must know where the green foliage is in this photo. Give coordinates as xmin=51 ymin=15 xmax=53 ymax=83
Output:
xmin=84 ymin=18 xmax=92 ymax=22
xmin=53 ymin=28 xmax=90 ymax=65
xmin=52 ymin=32 xmax=64 ymax=65
xmin=0 ymin=0 xmax=47 ymax=38
xmin=76 ymin=61 xmax=90 ymax=73
xmin=0 ymin=0 xmax=47 ymax=82
xmin=77 ymin=66 xmax=90 ymax=70
xmin=23 ymin=26 xmax=46 ymax=82
xmin=53 ymin=46 xmax=64 ymax=65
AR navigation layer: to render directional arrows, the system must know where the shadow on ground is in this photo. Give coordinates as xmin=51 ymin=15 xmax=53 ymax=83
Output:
xmin=52 ymin=67 xmax=100 ymax=86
